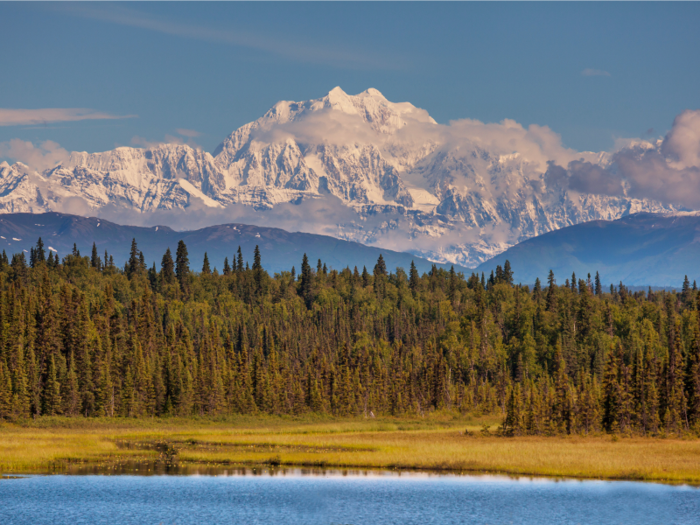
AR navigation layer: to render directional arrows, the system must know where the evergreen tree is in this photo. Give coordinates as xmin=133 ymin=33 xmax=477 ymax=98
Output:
xmin=253 ymin=246 xmax=262 ymax=271
xmin=362 ymin=266 xmax=370 ymax=288
xmin=299 ymin=254 xmax=313 ymax=309
xmin=533 ymin=278 xmax=542 ymax=302
xmin=546 ymin=270 xmax=557 ymax=312
xmin=503 ymin=383 xmax=524 ymax=436
xmin=63 ymin=353 xmax=80 ymax=417
xmin=253 ymin=246 xmax=264 ymax=296
xmin=409 ymin=261 xmax=420 ymax=295
xmin=201 ymin=252 xmax=211 ymax=275
xmin=42 ymin=354 xmax=62 ymax=416
xmin=91 ymin=242 xmax=100 ymax=269
xmin=161 ymin=248 xmax=175 ymax=284
xmin=236 ymin=246 xmax=244 ymax=272
xmin=0 ymin=361 xmax=12 ymax=419
xmin=664 ymin=317 xmax=688 ymax=433
xmin=503 ymin=260 xmax=514 ymax=286
xmin=175 ymin=240 xmax=190 ymax=290
xmin=373 ymin=255 xmax=387 ymax=296
xmin=127 ymin=238 xmax=141 ymax=278
xmin=37 ymin=237 xmax=46 ymax=262
xmin=602 ymin=345 xmax=622 ymax=433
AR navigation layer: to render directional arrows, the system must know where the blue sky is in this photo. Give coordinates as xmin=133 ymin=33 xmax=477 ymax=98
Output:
xmin=1 ymin=2 xmax=699 ymax=157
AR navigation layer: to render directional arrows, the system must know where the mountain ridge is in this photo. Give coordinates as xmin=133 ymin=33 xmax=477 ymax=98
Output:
xmin=0 ymin=87 xmax=681 ymax=266
xmin=476 ymin=212 xmax=700 ymax=286
xmin=0 ymin=211 xmax=469 ymax=276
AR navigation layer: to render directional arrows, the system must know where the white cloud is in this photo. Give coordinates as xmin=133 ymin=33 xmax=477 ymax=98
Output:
xmin=581 ymin=68 xmax=611 ymax=77
xmin=0 ymin=139 xmax=70 ymax=171
xmin=547 ymin=109 xmax=700 ymax=209
xmin=0 ymin=108 xmax=135 ymax=127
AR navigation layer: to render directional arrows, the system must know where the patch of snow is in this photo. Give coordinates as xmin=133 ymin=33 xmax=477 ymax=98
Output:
xmin=178 ymin=179 xmax=223 ymax=208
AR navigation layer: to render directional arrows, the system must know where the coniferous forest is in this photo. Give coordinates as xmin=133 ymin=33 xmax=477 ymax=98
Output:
xmin=1 ymin=237 xmax=699 ymax=438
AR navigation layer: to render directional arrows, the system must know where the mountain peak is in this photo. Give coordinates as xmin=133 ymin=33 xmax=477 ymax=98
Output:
xmin=359 ymin=87 xmax=386 ymax=99
xmin=327 ymin=86 xmax=347 ymax=97
xmin=326 ymin=86 xmax=385 ymax=101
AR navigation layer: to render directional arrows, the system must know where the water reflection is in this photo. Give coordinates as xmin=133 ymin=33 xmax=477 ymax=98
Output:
xmin=2 ymin=469 xmax=698 ymax=525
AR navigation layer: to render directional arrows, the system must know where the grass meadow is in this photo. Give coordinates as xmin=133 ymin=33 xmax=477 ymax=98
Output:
xmin=2 ymin=414 xmax=699 ymax=483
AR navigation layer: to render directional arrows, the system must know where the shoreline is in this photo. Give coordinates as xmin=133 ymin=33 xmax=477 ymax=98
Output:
xmin=2 ymin=416 xmax=699 ymax=484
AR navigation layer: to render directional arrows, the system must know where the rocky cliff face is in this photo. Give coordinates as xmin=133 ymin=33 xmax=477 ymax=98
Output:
xmin=0 ymin=88 xmax=679 ymax=266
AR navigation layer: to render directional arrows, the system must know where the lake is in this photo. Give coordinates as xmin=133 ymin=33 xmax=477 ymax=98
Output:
xmin=1 ymin=469 xmax=698 ymax=524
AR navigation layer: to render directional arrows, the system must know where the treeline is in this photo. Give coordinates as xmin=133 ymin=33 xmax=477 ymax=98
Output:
xmin=0 ymin=237 xmax=699 ymax=437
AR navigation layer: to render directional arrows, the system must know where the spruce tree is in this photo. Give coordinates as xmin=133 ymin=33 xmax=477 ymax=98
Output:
xmin=161 ymin=248 xmax=175 ymax=284
xmin=202 ymin=252 xmax=211 ymax=275
xmin=602 ymin=345 xmax=622 ymax=433
xmin=299 ymin=254 xmax=313 ymax=309
xmin=91 ymin=242 xmax=100 ymax=269
xmin=362 ymin=266 xmax=370 ymax=288
xmin=236 ymin=246 xmax=244 ymax=272
xmin=127 ymin=238 xmax=140 ymax=278
xmin=175 ymin=240 xmax=190 ymax=290
xmin=373 ymin=255 xmax=387 ymax=297
xmin=664 ymin=317 xmax=688 ymax=433
xmin=503 ymin=260 xmax=514 ymax=286
xmin=63 ymin=353 xmax=80 ymax=417
xmin=253 ymin=246 xmax=264 ymax=296
xmin=0 ymin=362 xmax=12 ymax=419
xmin=36 ymin=237 xmax=46 ymax=264
xmin=546 ymin=270 xmax=557 ymax=312
xmin=409 ymin=261 xmax=420 ymax=294
xmin=42 ymin=354 xmax=62 ymax=416
xmin=533 ymin=278 xmax=542 ymax=302
xmin=503 ymin=383 xmax=524 ymax=436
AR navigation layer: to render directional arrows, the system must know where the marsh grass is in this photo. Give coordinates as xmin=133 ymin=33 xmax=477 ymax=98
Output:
xmin=2 ymin=415 xmax=699 ymax=483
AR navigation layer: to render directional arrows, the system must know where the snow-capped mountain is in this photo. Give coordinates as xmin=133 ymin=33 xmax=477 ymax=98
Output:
xmin=0 ymin=88 xmax=680 ymax=267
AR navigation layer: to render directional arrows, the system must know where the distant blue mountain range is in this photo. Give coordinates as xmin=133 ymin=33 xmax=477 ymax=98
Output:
xmin=0 ymin=212 xmax=468 ymax=276
xmin=477 ymin=213 xmax=700 ymax=287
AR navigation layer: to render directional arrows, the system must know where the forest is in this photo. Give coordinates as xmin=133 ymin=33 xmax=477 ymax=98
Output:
xmin=0 ymin=237 xmax=699 ymax=438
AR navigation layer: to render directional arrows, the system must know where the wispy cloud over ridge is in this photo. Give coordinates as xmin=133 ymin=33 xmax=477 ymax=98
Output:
xmin=0 ymin=108 xmax=136 ymax=127
xmin=64 ymin=4 xmax=400 ymax=70
xmin=581 ymin=68 xmax=611 ymax=77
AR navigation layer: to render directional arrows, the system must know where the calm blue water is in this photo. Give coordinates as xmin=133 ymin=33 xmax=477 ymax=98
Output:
xmin=1 ymin=471 xmax=698 ymax=525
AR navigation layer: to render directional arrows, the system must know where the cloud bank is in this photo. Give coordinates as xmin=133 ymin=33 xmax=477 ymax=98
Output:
xmin=0 ymin=139 xmax=70 ymax=172
xmin=546 ymin=109 xmax=700 ymax=208
xmin=0 ymin=108 xmax=135 ymax=127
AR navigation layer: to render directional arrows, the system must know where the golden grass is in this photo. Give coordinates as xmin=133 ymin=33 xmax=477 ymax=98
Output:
xmin=2 ymin=415 xmax=699 ymax=483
